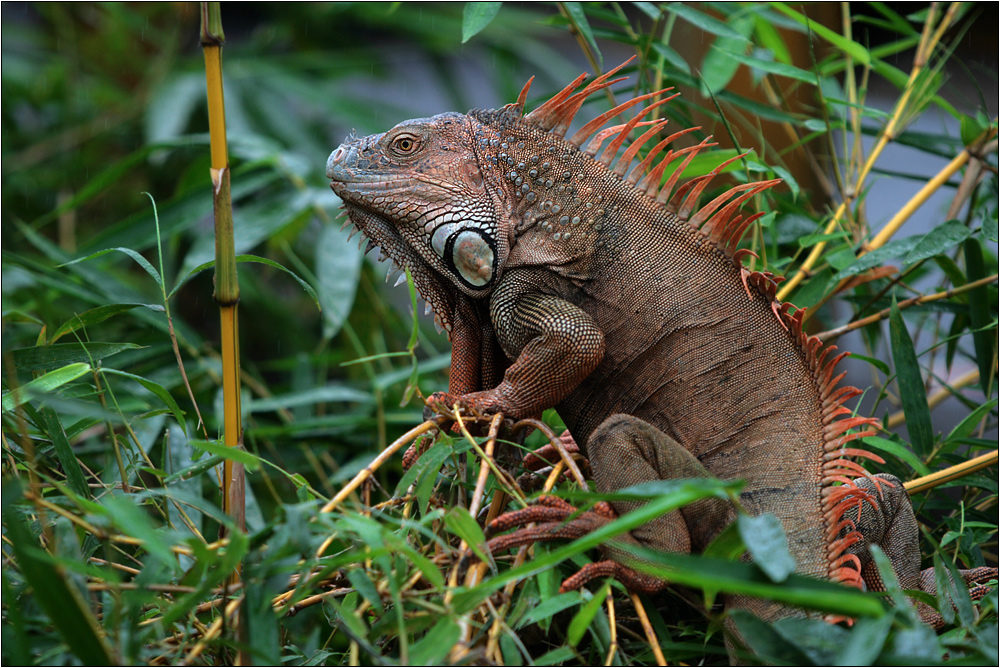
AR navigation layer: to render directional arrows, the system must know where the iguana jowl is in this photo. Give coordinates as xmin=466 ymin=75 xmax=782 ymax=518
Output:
xmin=327 ymin=61 xmax=995 ymax=635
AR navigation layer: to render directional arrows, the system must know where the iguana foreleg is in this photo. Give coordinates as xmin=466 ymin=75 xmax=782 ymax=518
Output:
xmin=428 ymin=269 xmax=605 ymax=418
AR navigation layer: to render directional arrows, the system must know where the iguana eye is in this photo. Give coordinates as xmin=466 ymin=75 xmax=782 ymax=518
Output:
xmin=390 ymin=134 xmax=419 ymax=156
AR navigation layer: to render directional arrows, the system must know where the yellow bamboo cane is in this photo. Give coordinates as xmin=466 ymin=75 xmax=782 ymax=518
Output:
xmin=201 ymin=3 xmax=246 ymax=659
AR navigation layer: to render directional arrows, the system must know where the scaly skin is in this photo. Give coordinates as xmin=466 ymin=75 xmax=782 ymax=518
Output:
xmin=327 ymin=63 xmax=996 ymax=650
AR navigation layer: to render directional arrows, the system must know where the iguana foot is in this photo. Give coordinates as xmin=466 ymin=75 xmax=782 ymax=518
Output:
xmin=522 ymin=431 xmax=581 ymax=469
xmin=404 ymin=393 xmax=504 ymax=470
xmin=851 ymin=474 xmax=999 ymax=628
xmin=486 ymin=495 xmax=666 ymax=593
xmin=914 ymin=565 xmax=999 ymax=629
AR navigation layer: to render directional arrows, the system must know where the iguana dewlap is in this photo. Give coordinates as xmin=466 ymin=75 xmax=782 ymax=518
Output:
xmin=327 ymin=61 xmax=995 ymax=636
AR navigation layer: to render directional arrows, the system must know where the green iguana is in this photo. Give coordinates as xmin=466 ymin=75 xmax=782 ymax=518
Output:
xmin=326 ymin=60 xmax=996 ymax=645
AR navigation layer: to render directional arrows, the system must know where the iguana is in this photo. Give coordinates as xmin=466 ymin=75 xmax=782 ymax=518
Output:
xmin=326 ymin=60 xmax=996 ymax=645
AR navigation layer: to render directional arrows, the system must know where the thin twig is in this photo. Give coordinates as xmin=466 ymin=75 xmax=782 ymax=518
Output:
xmin=817 ymin=274 xmax=998 ymax=341
xmin=631 ymin=593 xmax=667 ymax=667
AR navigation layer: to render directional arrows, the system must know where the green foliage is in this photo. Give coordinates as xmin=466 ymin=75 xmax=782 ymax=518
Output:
xmin=2 ymin=3 xmax=997 ymax=666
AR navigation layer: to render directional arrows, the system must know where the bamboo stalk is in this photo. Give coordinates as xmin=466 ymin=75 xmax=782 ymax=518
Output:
xmin=201 ymin=2 xmax=244 ymax=538
xmin=777 ymin=7 xmax=956 ymax=301
xmin=200 ymin=3 xmax=247 ymax=661
xmin=905 ymin=451 xmax=999 ymax=494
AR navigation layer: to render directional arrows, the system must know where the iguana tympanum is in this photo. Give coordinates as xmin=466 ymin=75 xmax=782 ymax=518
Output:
xmin=326 ymin=61 xmax=995 ymax=643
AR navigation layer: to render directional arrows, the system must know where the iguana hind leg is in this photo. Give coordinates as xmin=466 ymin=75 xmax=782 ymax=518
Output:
xmin=488 ymin=414 xmax=731 ymax=592
xmin=850 ymin=474 xmax=998 ymax=627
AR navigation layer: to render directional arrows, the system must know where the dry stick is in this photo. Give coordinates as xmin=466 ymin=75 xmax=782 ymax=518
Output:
xmin=314 ymin=419 xmax=442 ymax=558
xmin=605 ymin=591 xmax=619 ymax=667
xmin=630 ymin=593 xmax=668 ymax=667
xmin=817 ymin=274 xmax=999 ymax=342
xmin=513 ymin=417 xmax=590 ymax=490
xmin=777 ymin=8 xmax=954 ymax=301
xmin=280 ymin=587 xmax=353 ymax=617
xmin=483 ymin=460 xmax=567 ymax=661
xmin=183 ymin=595 xmax=243 ymax=665
xmin=905 ymin=450 xmax=999 ymax=494
xmin=449 ymin=413 xmax=504 ymax=663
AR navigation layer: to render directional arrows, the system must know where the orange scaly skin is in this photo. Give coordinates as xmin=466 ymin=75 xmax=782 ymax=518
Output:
xmin=327 ymin=62 xmax=996 ymax=651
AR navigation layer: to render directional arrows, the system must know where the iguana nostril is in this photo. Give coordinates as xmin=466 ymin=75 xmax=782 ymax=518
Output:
xmin=326 ymin=147 xmax=347 ymax=179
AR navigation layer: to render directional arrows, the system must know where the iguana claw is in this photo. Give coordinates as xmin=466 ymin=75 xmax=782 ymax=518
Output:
xmin=486 ymin=495 xmax=665 ymax=593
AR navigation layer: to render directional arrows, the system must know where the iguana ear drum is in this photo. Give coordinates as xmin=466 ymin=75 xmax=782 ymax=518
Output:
xmin=444 ymin=229 xmax=496 ymax=289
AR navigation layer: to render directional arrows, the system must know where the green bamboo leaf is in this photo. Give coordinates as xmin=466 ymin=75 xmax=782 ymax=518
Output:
xmin=316 ymin=223 xmax=363 ymax=338
xmin=62 ymin=247 xmax=162 ymax=287
xmin=2 ymin=362 xmax=91 ymax=412
xmin=247 ymin=385 xmax=372 ymax=413
xmin=770 ymin=3 xmax=870 ymax=65
xmin=964 ymin=238 xmax=997 ymax=393
xmin=797 ymin=231 xmax=850 ymax=248
xmin=347 ymin=568 xmax=385 ymax=613
xmin=834 ymin=614 xmax=894 ymax=665
xmin=50 ymin=303 xmax=159 ymax=343
xmin=40 ymin=408 xmax=91 ymax=500
xmin=622 ymin=546 xmax=883 ymax=618
xmin=101 ymin=493 xmax=176 ymax=566
xmin=326 ymin=596 xmax=375 ymax=651
xmin=10 ymin=342 xmax=142 ymax=372
xmin=651 ymin=42 xmax=690 ymax=75
xmin=244 ymin=573 xmax=281 ymax=665
xmin=863 ymin=436 xmax=932 ymax=477
xmin=100 ymin=368 xmax=186 ymax=430
xmin=729 ymin=611 xmax=814 ymax=665
xmin=946 ymin=399 xmax=997 ymax=442
xmin=904 ymin=220 xmax=970 ymax=263
xmin=169 ymin=254 xmax=321 ymax=309
xmin=391 ymin=539 xmax=446 ymax=590
xmin=517 ymin=591 xmax=584 ymax=629
xmin=159 ymin=529 xmax=249 ymax=627
xmin=889 ymin=298 xmax=934 ymax=456
xmin=849 ymin=353 xmax=891 ymax=376
xmin=737 ymin=513 xmax=796 ymax=582
xmin=1 ymin=483 xmax=115 ymax=666
xmin=667 ymin=2 xmax=749 ymax=41
xmin=190 ymin=439 xmax=262 ymax=471
xmin=561 ymin=3 xmax=602 ymax=68
xmin=535 ymin=647 xmax=577 ymax=666
xmin=409 ymin=617 xmax=462 ymax=665
xmin=461 ymin=2 xmax=502 ymax=43
xmin=713 ymin=45 xmax=819 ymax=85
xmin=567 ymin=582 xmax=610 ymax=647
xmin=831 ymin=237 xmax=920 ymax=282
xmin=444 ymin=507 xmax=491 ymax=564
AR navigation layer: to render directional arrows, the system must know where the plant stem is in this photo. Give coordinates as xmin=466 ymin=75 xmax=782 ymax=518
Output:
xmin=905 ymin=450 xmax=999 ymax=494
xmin=817 ymin=274 xmax=998 ymax=341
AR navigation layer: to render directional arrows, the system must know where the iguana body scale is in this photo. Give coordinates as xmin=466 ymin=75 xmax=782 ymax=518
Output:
xmin=326 ymin=60 xmax=995 ymax=645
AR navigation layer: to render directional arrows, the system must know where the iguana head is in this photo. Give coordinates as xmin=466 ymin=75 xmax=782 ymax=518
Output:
xmin=327 ymin=110 xmax=516 ymax=332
